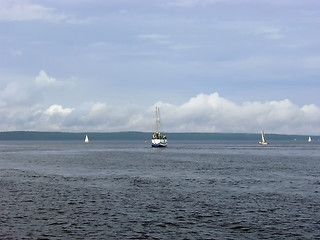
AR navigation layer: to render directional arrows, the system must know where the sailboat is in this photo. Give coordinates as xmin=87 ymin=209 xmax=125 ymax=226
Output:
xmin=259 ymin=130 xmax=269 ymax=145
xmin=84 ymin=134 xmax=89 ymax=143
xmin=151 ymin=107 xmax=167 ymax=147
xmin=308 ymin=136 xmax=312 ymax=142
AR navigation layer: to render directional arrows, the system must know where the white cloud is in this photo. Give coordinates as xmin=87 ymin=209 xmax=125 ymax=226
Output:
xmin=0 ymin=70 xmax=319 ymax=134
xmin=0 ymin=0 xmax=86 ymax=23
xmin=0 ymin=70 xmax=76 ymax=131
xmin=138 ymin=34 xmax=170 ymax=40
xmin=0 ymin=80 xmax=39 ymax=107
xmin=44 ymin=104 xmax=74 ymax=116
xmin=138 ymin=34 xmax=172 ymax=46
xmin=218 ymin=21 xmax=286 ymax=41
xmin=153 ymin=93 xmax=320 ymax=134
xmin=1 ymin=82 xmax=27 ymax=103
xmin=169 ymin=44 xmax=198 ymax=50
xmin=0 ymin=0 xmax=61 ymax=22
xmin=35 ymin=70 xmax=57 ymax=85
xmin=74 ymin=102 xmax=145 ymax=132
xmin=163 ymin=0 xmax=228 ymax=8
xmin=38 ymin=105 xmax=75 ymax=130
xmin=0 ymin=70 xmax=70 ymax=108
xmin=302 ymin=104 xmax=320 ymax=121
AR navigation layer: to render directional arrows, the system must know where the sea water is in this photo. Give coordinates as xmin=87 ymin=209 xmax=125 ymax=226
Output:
xmin=0 ymin=140 xmax=319 ymax=239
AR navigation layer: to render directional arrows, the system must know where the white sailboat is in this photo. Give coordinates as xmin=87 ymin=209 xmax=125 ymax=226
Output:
xmin=259 ymin=130 xmax=269 ymax=145
xmin=308 ymin=136 xmax=312 ymax=142
xmin=151 ymin=107 xmax=167 ymax=147
xmin=84 ymin=134 xmax=89 ymax=143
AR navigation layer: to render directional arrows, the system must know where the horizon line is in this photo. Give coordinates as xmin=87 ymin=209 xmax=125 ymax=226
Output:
xmin=0 ymin=130 xmax=318 ymax=137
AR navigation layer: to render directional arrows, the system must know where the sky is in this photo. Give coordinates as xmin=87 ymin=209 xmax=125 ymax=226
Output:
xmin=0 ymin=0 xmax=319 ymax=135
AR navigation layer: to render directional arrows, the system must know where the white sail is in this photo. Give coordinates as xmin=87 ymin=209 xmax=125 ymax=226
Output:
xmin=84 ymin=134 xmax=89 ymax=143
xmin=261 ymin=131 xmax=266 ymax=142
xmin=259 ymin=131 xmax=268 ymax=145
xmin=308 ymin=136 xmax=312 ymax=142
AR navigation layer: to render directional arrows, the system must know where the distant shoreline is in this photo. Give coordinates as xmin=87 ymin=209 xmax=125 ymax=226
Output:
xmin=0 ymin=131 xmax=317 ymax=141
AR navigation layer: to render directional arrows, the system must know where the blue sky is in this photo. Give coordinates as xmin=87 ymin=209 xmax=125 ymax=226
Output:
xmin=0 ymin=0 xmax=319 ymax=134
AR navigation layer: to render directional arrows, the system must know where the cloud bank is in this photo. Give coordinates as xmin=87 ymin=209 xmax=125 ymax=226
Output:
xmin=0 ymin=0 xmax=86 ymax=24
xmin=0 ymin=71 xmax=319 ymax=135
xmin=155 ymin=93 xmax=320 ymax=134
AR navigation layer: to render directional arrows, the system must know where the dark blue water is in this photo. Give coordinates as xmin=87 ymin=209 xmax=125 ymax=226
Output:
xmin=0 ymin=141 xmax=319 ymax=239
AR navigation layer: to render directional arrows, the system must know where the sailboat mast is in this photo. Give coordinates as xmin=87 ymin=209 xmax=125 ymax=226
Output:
xmin=155 ymin=106 xmax=162 ymax=133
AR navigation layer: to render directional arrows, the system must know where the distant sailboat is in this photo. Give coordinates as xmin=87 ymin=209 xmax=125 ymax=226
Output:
xmin=151 ymin=107 xmax=167 ymax=147
xmin=259 ymin=131 xmax=269 ymax=145
xmin=84 ymin=134 xmax=89 ymax=143
xmin=308 ymin=136 xmax=312 ymax=142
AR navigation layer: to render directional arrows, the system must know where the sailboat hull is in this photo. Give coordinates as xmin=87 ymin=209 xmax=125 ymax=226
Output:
xmin=152 ymin=139 xmax=167 ymax=147
xmin=259 ymin=141 xmax=269 ymax=145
